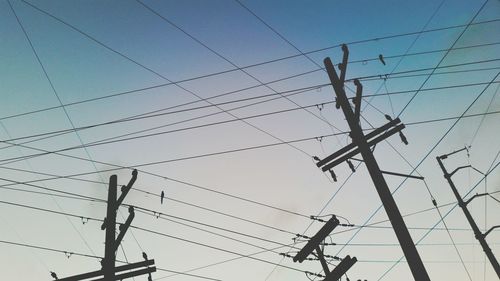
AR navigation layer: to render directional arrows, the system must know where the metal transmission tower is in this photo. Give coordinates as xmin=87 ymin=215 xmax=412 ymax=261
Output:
xmin=437 ymin=148 xmax=500 ymax=278
xmin=293 ymin=216 xmax=357 ymax=280
xmin=56 ymin=170 xmax=156 ymax=281
xmin=316 ymin=44 xmax=431 ymax=281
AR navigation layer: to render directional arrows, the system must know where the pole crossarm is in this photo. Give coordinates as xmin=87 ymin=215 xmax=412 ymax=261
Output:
xmin=57 ymin=259 xmax=155 ymax=281
xmin=316 ymin=120 xmax=401 ymax=169
xmin=90 ymin=266 xmax=156 ymax=281
xmin=320 ymin=123 xmax=405 ymax=172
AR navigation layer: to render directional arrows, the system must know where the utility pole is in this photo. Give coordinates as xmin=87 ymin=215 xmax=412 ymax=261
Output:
xmin=103 ymin=174 xmax=118 ymax=280
xmin=293 ymin=216 xmax=357 ymax=280
xmin=57 ymin=170 xmax=156 ymax=281
xmin=317 ymin=44 xmax=430 ymax=281
xmin=437 ymin=148 xmax=500 ymax=278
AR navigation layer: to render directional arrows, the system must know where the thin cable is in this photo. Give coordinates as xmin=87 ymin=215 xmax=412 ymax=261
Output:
xmin=0 ymin=109 xmax=498 ymax=191
xmin=377 ymin=152 xmax=500 ymax=280
xmin=2 ymin=79 xmax=499 ymax=167
xmin=470 ymin=83 xmax=500 ymax=145
xmin=0 ymin=42 xmax=497 ymax=125
xmin=397 ymin=0 xmax=491 ymax=117
xmin=0 ymin=238 xmax=222 ymax=281
xmin=20 ymin=0 xmax=312 ymax=158
xmin=423 ymin=180 xmax=473 ymax=280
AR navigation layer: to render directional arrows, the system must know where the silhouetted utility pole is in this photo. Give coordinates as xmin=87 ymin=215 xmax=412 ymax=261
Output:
xmin=317 ymin=44 xmax=430 ymax=281
xmin=437 ymin=148 xmax=500 ymax=278
xmin=293 ymin=216 xmax=357 ymax=280
xmin=57 ymin=170 xmax=156 ymax=281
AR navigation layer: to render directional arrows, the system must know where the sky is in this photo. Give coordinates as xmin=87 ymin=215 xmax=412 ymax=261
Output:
xmin=0 ymin=0 xmax=499 ymax=280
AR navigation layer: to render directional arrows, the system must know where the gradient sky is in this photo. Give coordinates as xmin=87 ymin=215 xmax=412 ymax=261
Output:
xmin=0 ymin=0 xmax=499 ymax=280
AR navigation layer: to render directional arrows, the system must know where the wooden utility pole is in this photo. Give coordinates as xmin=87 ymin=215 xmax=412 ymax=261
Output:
xmin=57 ymin=170 xmax=156 ymax=281
xmin=103 ymin=174 xmax=118 ymax=280
xmin=437 ymin=149 xmax=500 ymax=278
xmin=317 ymin=44 xmax=430 ymax=281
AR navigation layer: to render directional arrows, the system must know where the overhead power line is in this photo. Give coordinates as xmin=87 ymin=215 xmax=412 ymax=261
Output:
xmin=1 ymin=2 xmax=497 ymax=122
xmin=0 ymin=239 xmax=222 ymax=281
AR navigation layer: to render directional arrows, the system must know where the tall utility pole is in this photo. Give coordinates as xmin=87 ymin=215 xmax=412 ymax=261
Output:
xmin=57 ymin=170 xmax=156 ymax=281
xmin=317 ymin=44 xmax=430 ymax=281
xmin=437 ymin=148 xmax=500 ymax=278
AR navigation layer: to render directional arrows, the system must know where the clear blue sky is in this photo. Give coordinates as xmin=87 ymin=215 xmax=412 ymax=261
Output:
xmin=0 ymin=0 xmax=499 ymax=280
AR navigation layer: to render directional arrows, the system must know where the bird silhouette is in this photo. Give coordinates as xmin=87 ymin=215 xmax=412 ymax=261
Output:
xmin=142 ymin=251 xmax=148 ymax=261
xmin=50 ymin=271 xmax=58 ymax=280
xmin=378 ymin=54 xmax=386 ymax=65
xmin=160 ymin=190 xmax=165 ymax=204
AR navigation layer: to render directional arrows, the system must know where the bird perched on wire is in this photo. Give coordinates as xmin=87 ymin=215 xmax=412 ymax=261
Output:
xmin=50 ymin=271 xmax=58 ymax=280
xmin=378 ymin=54 xmax=386 ymax=65
xmin=160 ymin=190 xmax=165 ymax=205
xmin=143 ymin=251 xmax=148 ymax=261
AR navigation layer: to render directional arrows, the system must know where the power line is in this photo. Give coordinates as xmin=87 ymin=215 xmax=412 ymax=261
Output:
xmin=19 ymin=0 xmax=313 ymax=159
xmin=1 ymin=60 xmax=498 ymax=159
xmin=1 ymin=96 xmax=499 ymax=167
xmin=397 ymin=0 xmax=491 ymax=117
xmin=0 ymin=238 xmax=222 ymax=281
xmin=0 ymin=109 xmax=498 ymax=193
xmin=377 ymin=153 xmax=500 ymax=281
xmin=1 ymin=2 xmax=496 ymax=122
xmin=0 ymin=197 xmax=310 ymax=276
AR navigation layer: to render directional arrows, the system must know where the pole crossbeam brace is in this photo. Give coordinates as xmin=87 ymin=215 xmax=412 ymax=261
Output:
xmin=437 ymin=155 xmax=500 ymax=278
xmin=380 ymin=170 xmax=425 ymax=180
xmin=57 ymin=260 xmax=155 ymax=281
xmin=116 ymin=169 xmax=138 ymax=209
xmin=323 ymin=255 xmax=357 ymax=281
xmin=114 ymin=206 xmax=135 ymax=252
xmin=321 ymin=44 xmax=430 ymax=281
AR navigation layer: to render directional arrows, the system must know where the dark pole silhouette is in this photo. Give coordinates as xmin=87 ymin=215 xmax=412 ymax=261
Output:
xmin=437 ymin=149 xmax=500 ymax=279
xmin=320 ymin=44 xmax=430 ymax=281
xmin=103 ymin=174 xmax=117 ymax=280
xmin=56 ymin=170 xmax=156 ymax=280
xmin=161 ymin=190 xmax=165 ymax=204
